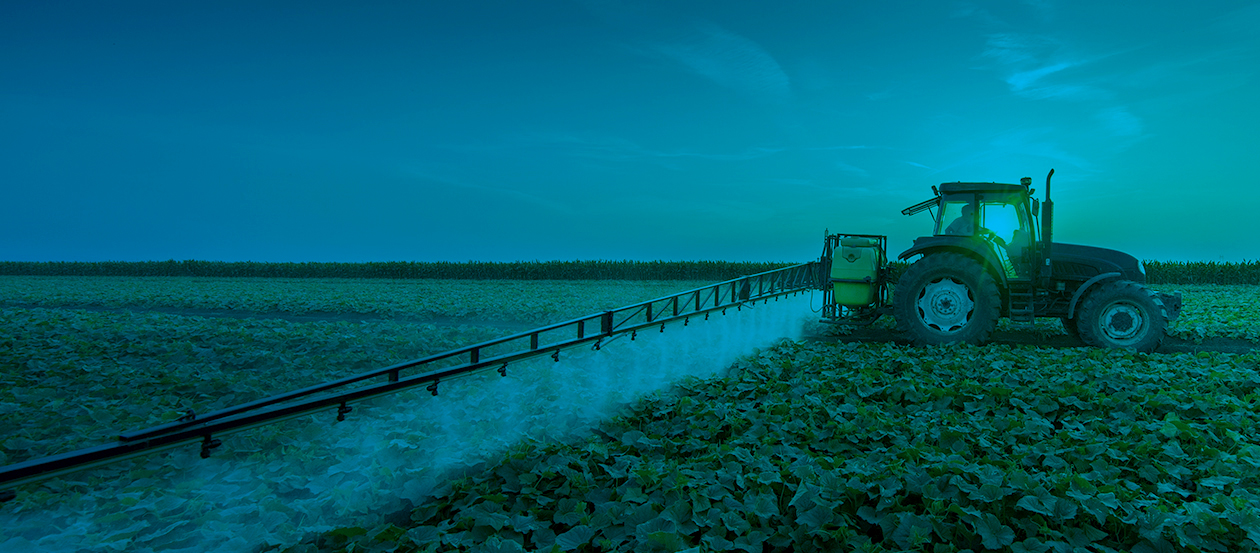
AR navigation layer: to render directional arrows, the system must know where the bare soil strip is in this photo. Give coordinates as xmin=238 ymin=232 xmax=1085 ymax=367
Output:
xmin=803 ymin=324 xmax=1259 ymax=355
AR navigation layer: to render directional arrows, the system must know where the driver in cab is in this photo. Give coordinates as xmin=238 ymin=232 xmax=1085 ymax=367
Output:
xmin=944 ymin=203 xmax=1022 ymax=277
xmin=945 ymin=204 xmax=977 ymax=236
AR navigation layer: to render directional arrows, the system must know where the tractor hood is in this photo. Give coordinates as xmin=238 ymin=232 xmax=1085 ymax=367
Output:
xmin=1049 ymin=243 xmax=1145 ymax=283
xmin=896 ymin=238 xmax=1146 ymax=284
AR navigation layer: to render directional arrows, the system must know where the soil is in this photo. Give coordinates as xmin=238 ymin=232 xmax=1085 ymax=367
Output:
xmin=801 ymin=322 xmax=1260 ymax=355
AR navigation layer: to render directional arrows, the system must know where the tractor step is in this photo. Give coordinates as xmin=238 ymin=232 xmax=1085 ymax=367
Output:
xmin=1008 ymin=280 xmax=1036 ymax=324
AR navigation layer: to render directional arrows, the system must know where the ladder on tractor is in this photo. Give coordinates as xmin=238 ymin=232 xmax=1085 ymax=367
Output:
xmin=1008 ymin=278 xmax=1036 ymax=324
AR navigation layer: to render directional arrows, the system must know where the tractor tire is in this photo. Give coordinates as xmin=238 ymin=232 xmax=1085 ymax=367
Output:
xmin=894 ymin=253 xmax=1001 ymax=346
xmin=1076 ymin=280 xmax=1167 ymax=353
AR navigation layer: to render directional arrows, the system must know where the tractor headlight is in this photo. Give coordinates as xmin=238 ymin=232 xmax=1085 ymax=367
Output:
xmin=1138 ymin=261 xmax=1146 ymax=277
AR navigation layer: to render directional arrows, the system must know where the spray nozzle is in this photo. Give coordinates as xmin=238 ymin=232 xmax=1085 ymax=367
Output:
xmin=200 ymin=435 xmax=222 ymax=459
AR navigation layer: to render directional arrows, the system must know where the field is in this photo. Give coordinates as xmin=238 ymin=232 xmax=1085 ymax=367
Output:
xmin=0 ymin=275 xmax=1258 ymax=552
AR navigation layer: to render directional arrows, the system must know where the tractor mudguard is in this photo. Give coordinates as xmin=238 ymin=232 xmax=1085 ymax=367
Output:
xmin=897 ymin=236 xmax=1010 ymax=287
xmin=1067 ymin=272 xmax=1121 ymax=319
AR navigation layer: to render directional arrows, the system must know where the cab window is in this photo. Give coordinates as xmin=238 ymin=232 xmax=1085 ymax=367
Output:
xmin=982 ymin=200 xmax=1035 ymax=260
xmin=937 ymin=200 xmax=975 ymax=236
xmin=980 ymin=202 xmax=1020 ymax=244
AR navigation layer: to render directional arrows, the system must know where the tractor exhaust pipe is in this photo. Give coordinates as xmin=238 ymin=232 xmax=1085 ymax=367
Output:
xmin=1041 ymin=169 xmax=1054 ymax=279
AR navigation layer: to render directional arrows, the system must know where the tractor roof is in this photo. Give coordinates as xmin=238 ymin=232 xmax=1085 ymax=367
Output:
xmin=939 ymin=182 xmax=1027 ymax=195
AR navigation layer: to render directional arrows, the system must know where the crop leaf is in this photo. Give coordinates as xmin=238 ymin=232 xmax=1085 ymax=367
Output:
xmin=796 ymin=505 xmax=835 ymax=533
xmin=1096 ymin=492 xmax=1120 ymax=509
xmin=329 ymin=526 xmax=368 ymax=540
xmin=745 ymin=492 xmax=779 ymax=519
xmin=643 ymin=530 xmax=685 ymax=550
xmin=1051 ymin=496 xmax=1078 ymax=521
xmin=403 ymin=526 xmax=441 ymax=546
xmin=1199 ymin=475 xmax=1238 ymax=490
xmin=1016 ymin=494 xmax=1053 ymax=516
xmin=702 ymin=532 xmax=735 ymax=550
xmin=1227 ymin=510 xmax=1260 ymax=546
xmin=789 ymin=483 xmax=821 ymax=512
xmin=892 ymin=513 xmax=935 ymax=549
xmin=1064 ymin=524 xmax=1108 ymax=547
xmin=732 ymin=530 xmax=768 ymax=553
xmin=1079 ymin=496 xmax=1112 ymax=526
xmin=975 ymin=513 xmax=1016 ymax=549
xmin=721 ymin=511 xmax=752 ymax=534
xmin=969 ymin=483 xmax=1009 ymax=503
xmin=1161 ymin=440 xmax=1187 ymax=459
xmin=473 ymin=537 xmax=525 ymax=553
xmin=1131 ymin=538 xmax=1177 ymax=553
xmin=856 ymin=505 xmax=880 ymax=524
xmin=555 ymin=525 xmax=595 ymax=551
xmin=1011 ymin=538 xmax=1052 ymax=553
xmin=974 ymin=464 xmax=1005 ymax=487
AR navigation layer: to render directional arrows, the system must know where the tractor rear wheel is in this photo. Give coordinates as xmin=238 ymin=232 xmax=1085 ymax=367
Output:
xmin=894 ymin=253 xmax=1001 ymax=346
xmin=1076 ymin=280 xmax=1167 ymax=353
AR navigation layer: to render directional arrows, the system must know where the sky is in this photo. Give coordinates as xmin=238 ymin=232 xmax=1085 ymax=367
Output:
xmin=2 ymin=1 xmax=1257 ymax=263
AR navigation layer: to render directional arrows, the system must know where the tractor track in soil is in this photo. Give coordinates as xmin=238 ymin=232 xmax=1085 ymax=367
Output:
xmin=801 ymin=324 xmax=1260 ymax=355
xmin=12 ymin=302 xmax=1259 ymax=355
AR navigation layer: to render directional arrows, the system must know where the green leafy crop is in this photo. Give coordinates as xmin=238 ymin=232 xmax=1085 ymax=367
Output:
xmin=311 ymin=341 xmax=1260 ymax=552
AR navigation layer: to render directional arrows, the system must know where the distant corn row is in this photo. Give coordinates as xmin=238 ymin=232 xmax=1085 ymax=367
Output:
xmin=2 ymin=259 xmax=1255 ymax=284
xmin=1143 ymin=260 xmax=1260 ymax=285
xmin=0 ymin=260 xmax=799 ymax=281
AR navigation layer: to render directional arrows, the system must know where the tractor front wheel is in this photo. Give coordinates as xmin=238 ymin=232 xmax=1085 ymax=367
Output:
xmin=1076 ymin=280 xmax=1167 ymax=353
xmin=894 ymin=253 xmax=1001 ymax=346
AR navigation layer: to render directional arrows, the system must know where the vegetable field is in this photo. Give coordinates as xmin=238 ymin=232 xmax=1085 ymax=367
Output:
xmin=320 ymin=341 xmax=1260 ymax=553
xmin=0 ymin=276 xmax=1258 ymax=552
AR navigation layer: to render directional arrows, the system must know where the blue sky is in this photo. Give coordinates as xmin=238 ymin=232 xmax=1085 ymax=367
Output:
xmin=2 ymin=1 xmax=1257 ymax=263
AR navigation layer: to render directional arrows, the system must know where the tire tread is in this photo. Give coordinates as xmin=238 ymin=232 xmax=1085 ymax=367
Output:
xmin=894 ymin=253 xmax=1001 ymax=346
xmin=1076 ymin=279 xmax=1167 ymax=352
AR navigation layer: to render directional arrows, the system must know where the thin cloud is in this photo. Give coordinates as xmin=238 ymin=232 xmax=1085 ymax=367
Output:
xmin=1094 ymin=107 xmax=1142 ymax=138
xmin=523 ymin=132 xmax=791 ymax=162
xmin=401 ymin=164 xmax=574 ymax=214
xmin=805 ymin=145 xmax=875 ymax=152
xmin=1016 ymin=83 xmax=1106 ymax=101
xmin=649 ymin=23 xmax=793 ymax=104
xmin=450 ymin=181 xmax=573 ymax=214
xmin=987 ymin=128 xmax=1095 ymax=170
xmin=1006 ymin=61 xmax=1074 ymax=91
xmin=1019 ymin=0 xmax=1056 ymax=21
xmin=767 ymin=178 xmax=879 ymax=198
xmin=835 ymin=161 xmax=869 ymax=177
xmin=916 ymin=127 xmax=1097 ymax=177
xmin=576 ymin=1 xmax=792 ymax=104
xmin=980 ymin=33 xmax=1050 ymax=66
xmin=978 ymin=33 xmax=1098 ymax=100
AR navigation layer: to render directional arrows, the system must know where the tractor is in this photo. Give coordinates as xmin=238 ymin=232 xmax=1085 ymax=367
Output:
xmin=817 ymin=169 xmax=1182 ymax=353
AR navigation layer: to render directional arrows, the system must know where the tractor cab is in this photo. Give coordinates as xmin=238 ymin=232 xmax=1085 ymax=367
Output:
xmin=936 ymin=183 xmax=1040 ymax=276
xmin=901 ymin=180 xmax=1042 ymax=281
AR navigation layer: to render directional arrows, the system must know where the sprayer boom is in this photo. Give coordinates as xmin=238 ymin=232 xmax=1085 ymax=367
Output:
xmin=0 ymin=264 xmax=820 ymax=494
